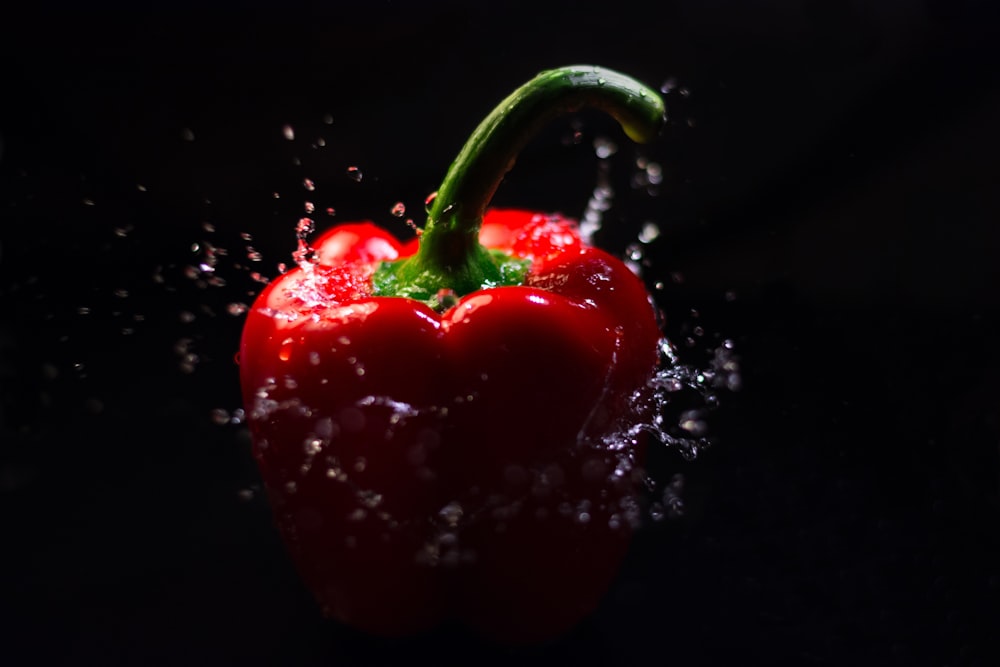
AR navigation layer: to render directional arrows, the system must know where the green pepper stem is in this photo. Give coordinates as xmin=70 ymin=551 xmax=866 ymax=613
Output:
xmin=383 ymin=65 xmax=666 ymax=303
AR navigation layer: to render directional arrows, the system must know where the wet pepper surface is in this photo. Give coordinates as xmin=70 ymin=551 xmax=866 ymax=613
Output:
xmin=239 ymin=67 xmax=666 ymax=643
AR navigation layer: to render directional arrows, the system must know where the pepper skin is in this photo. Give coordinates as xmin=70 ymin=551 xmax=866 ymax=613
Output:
xmin=239 ymin=66 xmax=666 ymax=644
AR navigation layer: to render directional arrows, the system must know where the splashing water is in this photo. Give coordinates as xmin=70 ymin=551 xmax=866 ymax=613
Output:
xmin=243 ymin=320 xmax=739 ymax=565
xmin=644 ymin=337 xmax=741 ymax=462
xmin=85 ymin=89 xmax=734 ymax=536
xmin=292 ymin=217 xmax=316 ymax=267
xmin=236 ymin=151 xmax=740 ymax=563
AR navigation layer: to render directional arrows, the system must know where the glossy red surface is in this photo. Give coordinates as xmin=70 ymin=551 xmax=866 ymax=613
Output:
xmin=239 ymin=210 xmax=661 ymax=642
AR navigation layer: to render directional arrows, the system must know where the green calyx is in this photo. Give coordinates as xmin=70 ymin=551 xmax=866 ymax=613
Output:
xmin=372 ymin=247 xmax=530 ymax=305
xmin=372 ymin=65 xmax=666 ymax=310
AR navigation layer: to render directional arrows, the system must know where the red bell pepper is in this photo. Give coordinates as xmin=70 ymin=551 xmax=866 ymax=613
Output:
xmin=239 ymin=65 xmax=666 ymax=643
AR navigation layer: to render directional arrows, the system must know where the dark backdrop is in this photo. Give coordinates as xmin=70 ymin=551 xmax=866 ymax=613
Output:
xmin=2 ymin=2 xmax=999 ymax=665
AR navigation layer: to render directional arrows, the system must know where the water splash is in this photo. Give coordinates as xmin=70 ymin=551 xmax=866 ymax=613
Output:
xmin=242 ymin=317 xmax=739 ymax=568
xmin=163 ymin=87 xmax=728 ymax=534
xmin=642 ymin=337 xmax=741 ymax=461
xmin=580 ymin=161 xmax=612 ymax=244
xmin=292 ymin=217 xmax=316 ymax=268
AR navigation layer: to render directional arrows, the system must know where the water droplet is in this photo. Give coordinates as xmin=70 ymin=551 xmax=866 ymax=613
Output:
xmin=594 ymin=137 xmax=618 ymax=159
xmin=322 ymin=114 xmax=334 ymax=125
xmin=304 ymin=201 xmax=315 ymax=213
xmin=210 ymin=408 xmax=230 ymax=425
xmin=296 ymin=217 xmax=315 ymax=236
xmin=679 ymin=410 xmax=708 ymax=436
xmin=390 ymin=202 xmax=406 ymax=217
xmin=293 ymin=238 xmax=314 ymax=267
xmin=659 ymin=377 xmax=684 ymax=393
xmin=424 ymin=191 xmax=438 ymax=212
xmin=358 ymin=490 xmax=383 ymax=508
xmin=645 ymin=162 xmax=663 ymax=185
xmin=438 ymin=501 xmax=463 ymax=527
xmin=434 ymin=289 xmax=458 ymax=310
xmin=282 ymin=124 xmax=295 ymax=140
xmin=303 ymin=178 xmax=315 ymax=191
xmin=346 ymin=166 xmax=363 ymax=182
xmin=227 ymin=302 xmax=248 ymax=316
xmin=278 ymin=337 xmax=295 ymax=362
xmin=181 ymin=128 xmax=195 ymax=141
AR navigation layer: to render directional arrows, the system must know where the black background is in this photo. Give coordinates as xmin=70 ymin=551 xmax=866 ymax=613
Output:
xmin=2 ymin=1 xmax=999 ymax=665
